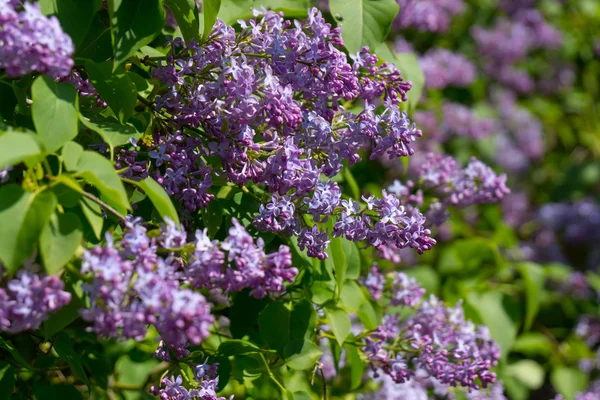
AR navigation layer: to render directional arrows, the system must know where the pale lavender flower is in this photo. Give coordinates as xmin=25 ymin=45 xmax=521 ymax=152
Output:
xmin=0 ymin=1 xmax=74 ymax=78
xmin=0 ymin=270 xmax=71 ymax=334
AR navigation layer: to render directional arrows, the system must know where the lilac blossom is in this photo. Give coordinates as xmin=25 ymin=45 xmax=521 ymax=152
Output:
xmin=418 ymin=153 xmax=510 ymax=207
xmin=395 ymin=0 xmax=465 ymax=32
xmin=364 ymin=294 xmax=500 ymax=390
xmin=186 ymin=219 xmax=298 ymax=298
xmin=363 ymin=264 xmax=385 ymax=301
xmin=442 ymin=103 xmax=496 ymax=139
xmin=151 ymin=9 xmax=418 ymax=201
xmin=254 ymin=195 xmax=297 ymax=233
xmin=0 ymin=1 xmax=74 ymax=78
xmin=0 ymin=270 xmax=71 ymax=334
xmin=80 ymin=221 xmax=215 ymax=358
xmin=390 ymin=272 xmax=425 ymax=307
xmin=150 ymin=360 xmax=228 ymax=400
xmin=420 ymin=49 xmax=476 ymax=89
xmin=61 ymin=71 xmax=107 ymax=108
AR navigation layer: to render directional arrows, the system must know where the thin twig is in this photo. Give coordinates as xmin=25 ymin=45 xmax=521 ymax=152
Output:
xmin=319 ymin=366 xmax=328 ymax=400
xmin=80 ymin=191 xmax=127 ymax=222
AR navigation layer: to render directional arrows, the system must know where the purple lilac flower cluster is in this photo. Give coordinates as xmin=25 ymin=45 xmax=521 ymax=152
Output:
xmin=150 ymin=361 xmax=227 ymax=400
xmin=367 ymin=372 xmax=507 ymax=399
xmin=418 ymin=153 xmax=510 ymax=207
xmin=254 ymin=183 xmax=436 ymax=260
xmin=538 ymin=200 xmax=600 ymax=246
xmin=117 ymin=132 xmax=214 ymax=213
xmin=150 ymin=9 xmax=418 ymax=196
xmin=493 ymin=90 xmax=544 ymax=172
xmin=395 ymin=0 xmax=465 ymax=32
xmin=186 ymin=218 xmax=298 ymax=298
xmin=472 ymin=10 xmax=562 ymax=93
xmin=61 ymin=71 xmax=107 ymax=108
xmin=81 ymin=216 xmax=297 ymax=356
xmin=420 ymin=49 xmax=476 ymax=89
xmin=0 ymin=269 xmax=71 ymax=334
xmin=363 ymin=293 xmax=500 ymax=391
xmin=0 ymin=0 xmax=74 ymax=78
xmin=441 ymin=103 xmax=496 ymax=139
xmin=364 ymin=265 xmax=424 ymax=306
xmin=80 ymin=219 xmax=214 ymax=359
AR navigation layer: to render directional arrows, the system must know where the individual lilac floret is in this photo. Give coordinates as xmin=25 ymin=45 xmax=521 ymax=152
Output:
xmin=0 ymin=1 xmax=74 ymax=78
xmin=420 ymin=49 xmax=476 ymax=89
xmin=395 ymin=0 xmax=465 ymax=32
xmin=187 ymin=218 xmax=298 ymax=298
xmin=298 ymin=225 xmax=330 ymax=260
xmin=418 ymin=153 xmax=510 ymax=207
xmin=61 ymin=71 xmax=107 ymax=108
xmin=363 ymin=264 xmax=385 ymax=301
xmin=390 ymin=272 xmax=425 ymax=307
xmin=254 ymin=195 xmax=297 ymax=233
xmin=150 ymin=361 xmax=227 ymax=400
xmin=0 ymin=270 xmax=71 ymax=334
xmin=442 ymin=103 xmax=496 ymax=139
xmin=303 ymin=181 xmax=342 ymax=222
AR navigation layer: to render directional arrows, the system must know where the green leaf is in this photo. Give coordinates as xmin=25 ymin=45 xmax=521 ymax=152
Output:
xmin=467 ymin=291 xmax=516 ymax=360
xmin=517 ymin=262 xmax=545 ymax=331
xmin=136 ymin=177 xmax=180 ymax=226
xmin=346 ymin=339 xmax=365 ymax=390
xmin=342 ymin=239 xmax=361 ymax=280
xmin=0 ymin=186 xmax=57 ymax=274
xmin=203 ymin=0 xmax=221 ymax=39
xmin=292 ymin=391 xmax=312 ymax=400
xmin=290 ymin=300 xmax=317 ymax=341
xmin=42 ymin=272 xmax=84 ymax=338
xmin=325 ymin=236 xmax=346 ymax=292
xmin=39 ymin=212 xmax=83 ymax=275
xmin=325 ymin=308 xmax=351 ymax=346
xmin=61 ymin=142 xmax=84 ymax=172
xmin=0 ymin=131 xmax=42 ymax=170
xmin=201 ymin=201 xmax=223 ymax=237
xmin=258 ymin=302 xmax=290 ymax=354
xmin=311 ymin=281 xmax=335 ymax=305
xmin=165 ymin=0 xmax=200 ymax=44
xmin=511 ymin=333 xmax=553 ymax=358
xmin=33 ymin=385 xmax=83 ymax=400
xmin=217 ymin=0 xmax=308 ymax=24
xmin=283 ymin=339 xmax=323 ymax=370
xmin=51 ymin=0 xmax=98 ymax=48
xmin=0 ymin=337 xmax=32 ymax=370
xmin=84 ymin=61 xmax=137 ymax=123
xmin=80 ymin=196 xmax=104 ymax=240
xmin=31 ymin=76 xmax=79 ymax=153
xmin=76 ymin=14 xmax=113 ymax=62
xmin=374 ymin=43 xmax=425 ymax=111
xmin=80 ymin=114 xmax=142 ymax=151
xmin=505 ymin=360 xmax=544 ymax=390
xmin=551 ymin=366 xmax=588 ymax=400
xmin=114 ymin=355 xmax=158 ymax=388
xmin=218 ymin=340 xmax=268 ymax=356
xmin=54 ymin=333 xmax=90 ymax=389
xmin=108 ymin=0 xmax=166 ymax=68
xmin=393 ymin=52 xmax=425 ymax=110
xmin=0 ymin=362 xmax=15 ymax=395
xmin=329 ymin=0 xmax=399 ymax=53
xmin=75 ymin=151 xmax=130 ymax=212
